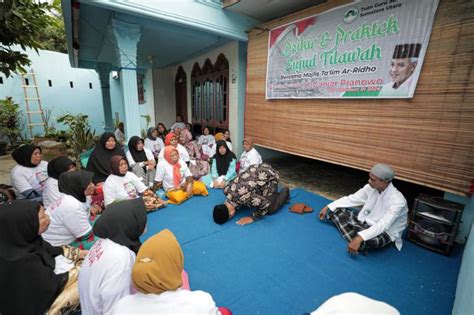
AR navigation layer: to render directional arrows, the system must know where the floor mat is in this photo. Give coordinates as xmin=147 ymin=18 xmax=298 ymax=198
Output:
xmin=141 ymin=188 xmax=463 ymax=315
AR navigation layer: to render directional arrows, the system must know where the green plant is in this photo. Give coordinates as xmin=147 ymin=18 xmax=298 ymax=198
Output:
xmin=56 ymin=113 xmax=96 ymax=160
xmin=0 ymin=97 xmax=24 ymax=148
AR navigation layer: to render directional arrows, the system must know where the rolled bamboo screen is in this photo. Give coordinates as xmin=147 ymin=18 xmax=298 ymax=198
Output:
xmin=245 ymin=0 xmax=474 ymax=195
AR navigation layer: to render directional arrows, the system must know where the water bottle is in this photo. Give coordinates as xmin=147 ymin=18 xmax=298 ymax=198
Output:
xmin=156 ymin=189 xmax=166 ymax=200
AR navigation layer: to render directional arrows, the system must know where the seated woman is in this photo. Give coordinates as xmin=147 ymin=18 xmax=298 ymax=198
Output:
xmin=238 ymin=136 xmax=262 ymax=173
xmin=0 ymin=200 xmax=86 ymax=314
xmin=185 ymin=122 xmax=196 ymax=140
xmin=11 ymin=144 xmax=48 ymax=201
xmin=113 ymin=229 xmax=230 ymax=314
xmin=179 ymin=129 xmax=210 ymax=178
xmin=197 ymin=126 xmax=215 ymax=157
xmin=170 ymin=114 xmax=186 ymax=132
xmin=159 ymin=132 xmax=190 ymax=164
xmin=126 ymin=136 xmax=156 ymax=186
xmin=43 ymin=156 xmax=76 ymax=208
xmin=156 ymin=122 xmax=168 ymax=142
xmin=78 ymin=198 xmax=148 ymax=315
xmin=86 ymin=132 xmax=125 ymax=184
xmin=144 ymin=127 xmax=164 ymax=160
xmin=202 ymin=140 xmax=237 ymax=188
xmin=154 ymin=146 xmax=208 ymax=205
xmin=42 ymin=171 xmax=102 ymax=250
xmin=223 ymin=129 xmax=233 ymax=152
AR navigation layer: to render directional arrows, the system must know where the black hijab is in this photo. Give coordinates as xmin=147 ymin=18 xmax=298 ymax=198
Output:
xmin=12 ymin=144 xmax=41 ymax=168
xmin=93 ymin=198 xmax=147 ymax=253
xmin=146 ymin=127 xmax=157 ymax=141
xmin=215 ymin=140 xmax=236 ymax=176
xmin=86 ymin=132 xmax=125 ymax=183
xmin=47 ymin=156 xmax=74 ymax=180
xmin=128 ymin=136 xmax=148 ymax=163
xmin=0 ymin=200 xmax=68 ymax=314
xmin=58 ymin=170 xmax=94 ymax=203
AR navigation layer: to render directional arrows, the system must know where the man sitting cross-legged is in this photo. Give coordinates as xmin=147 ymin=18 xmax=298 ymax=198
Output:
xmin=319 ymin=164 xmax=408 ymax=255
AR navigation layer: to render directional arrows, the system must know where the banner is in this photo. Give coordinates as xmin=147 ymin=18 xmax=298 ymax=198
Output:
xmin=266 ymin=0 xmax=439 ymax=99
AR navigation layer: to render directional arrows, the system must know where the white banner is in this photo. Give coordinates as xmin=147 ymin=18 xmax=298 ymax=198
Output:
xmin=266 ymin=0 xmax=439 ymax=99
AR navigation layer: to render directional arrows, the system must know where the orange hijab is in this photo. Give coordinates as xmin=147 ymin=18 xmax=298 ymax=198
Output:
xmin=214 ymin=132 xmax=224 ymax=142
xmin=165 ymin=133 xmax=177 ymax=146
xmin=164 ymin=146 xmax=181 ymax=188
xmin=132 ymin=229 xmax=184 ymax=294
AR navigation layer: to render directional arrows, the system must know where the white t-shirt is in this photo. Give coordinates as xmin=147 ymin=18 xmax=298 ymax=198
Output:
xmin=311 ymin=292 xmax=399 ymax=315
xmin=125 ymin=148 xmax=154 ymax=167
xmin=11 ymin=161 xmax=48 ymax=199
xmin=144 ymin=137 xmax=164 ymax=156
xmin=198 ymin=135 xmax=216 ymax=156
xmin=115 ymin=129 xmax=125 ymax=144
xmin=42 ymin=194 xmax=92 ymax=246
xmin=42 ymin=178 xmax=63 ymax=208
xmin=239 ymin=148 xmax=262 ymax=173
xmin=79 ymin=239 xmax=136 ymax=315
xmin=113 ymin=289 xmax=219 ymax=314
xmin=154 ymin=160 xmax=192 ymax=191
xmin=158 ymin=144 xmax=190 ymax=163
xmin=103 ymin=172 xmax=148 ymax=206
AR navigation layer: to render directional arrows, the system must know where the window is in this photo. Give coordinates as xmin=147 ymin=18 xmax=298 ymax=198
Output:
xmin=190 ymin=54 xmax=229 ymax=134
xmin=89 ymin=82 xmax=92 ymax=89
xmin=48 ymin=80 xmax=52 ymax=87
xmin=70 ymin=81 xmax=74 ymax=88
xmin=0 ymin=77 xmax=3 ymax=84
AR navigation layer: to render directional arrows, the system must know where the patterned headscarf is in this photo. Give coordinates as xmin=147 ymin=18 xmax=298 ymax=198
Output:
xmin=132 ymin=229 xmax=184 ymax=294
xmin=163 ymin=146 xmax=181 ymax=188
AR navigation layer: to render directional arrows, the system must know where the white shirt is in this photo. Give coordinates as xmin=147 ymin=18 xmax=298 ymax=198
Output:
xmin=239 ymin=148 xmax=262 ymax=173
xmin=42 ymin=195 xmax=92 ymax=246
xmin=79 ymin=239 xmax=136 ymax=315
xmin=328 ymin=183 xmax=408 ymax=250
xmin=113 ymin=289 xmax=219 ymax=314
xmin=11 ymin=161 xmax=48 ymax=199
xmin=42 ymin=178 xmax=63 ymax=208
xmin=125 ymin=148 xmax=154 ymax=167
xmin=378 ymin=75 xmax=414 ymax=97
xmin=115 ymin=129 xmax=125 ymax=144
xmin=198 ymin=135 xmax=216 ymax=156
xmin=154 ymin=160 xmax=192 ymax=191
xmin=311 ymin=292 xmax=399 ymax=315
xmin=144 ymin=137 xmax=164 ymax=156
xmin=103 ymin=172 xmax=148 ymax=206
xmin=158 ymin=144 xmax=190 ymax=163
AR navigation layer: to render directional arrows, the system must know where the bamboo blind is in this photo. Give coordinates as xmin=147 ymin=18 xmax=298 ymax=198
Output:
xmin=245 ymin=0 xmax=474 ymax=195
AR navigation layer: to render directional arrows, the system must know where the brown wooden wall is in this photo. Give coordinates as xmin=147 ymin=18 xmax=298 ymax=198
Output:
xmin=245 ymin=0 xmax=474 ymax=195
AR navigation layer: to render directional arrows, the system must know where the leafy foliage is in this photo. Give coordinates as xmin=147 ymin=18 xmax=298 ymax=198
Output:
xmin=0 ymin=0 xmax=64 ymax=77
xmin=56 ymin=113 xmax=97 ymax=160
xmin=0 ymin=97 xmax=24 ymax=147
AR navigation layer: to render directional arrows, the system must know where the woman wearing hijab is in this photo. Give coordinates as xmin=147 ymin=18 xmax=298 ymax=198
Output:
xmin=179 ymin=129 xmax=210 ymax=178
xmin=154 ymin=146 xmax=208 ymax=205
xmin=197 ymin=126 xmax=215 ymax=157
xmin=42 ymin=170 xmax=101 ymax=250
xmin=144 ymin=127 xmax=164 ymax=160
xmin=87 ymin=132 xmax=126 ymax=184
xmin=202 ymin=140 xmax=237 ymax=188
xmin=238 ymin=136 xmax=262 ymax=173
xmin=159 ymin=132 xmax=190 ymax=163
xmin=10 ymin=144 xmax=48 ymax=201
xmin=43 ymin=156 xmax=76 ymax=208
xmin=113 ymin=229 xmax=229 ymax=314
xmin=78 ymin=198 xmax=148 ymax=315
xmin=0 ymin=200 xmax=86 ymax=314
xmin=103 ymin=155 xmax=150 ymax=206
xmin=156 ymin=122 xmax=168 ymax=142
xmin=126 ymin=136 xmax=156 ymax=186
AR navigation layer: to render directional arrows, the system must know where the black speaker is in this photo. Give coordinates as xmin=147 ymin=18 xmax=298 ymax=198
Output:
xmin=407 ymin=194 xmax=464 ymax=255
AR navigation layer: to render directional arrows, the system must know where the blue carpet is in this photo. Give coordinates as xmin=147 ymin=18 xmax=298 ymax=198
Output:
xmin=141 ymin=188 xmax=463 ymax=315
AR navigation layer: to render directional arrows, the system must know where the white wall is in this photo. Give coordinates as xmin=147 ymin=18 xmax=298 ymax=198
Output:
xmin=152 ymin=41 xmax=242 ymax=147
